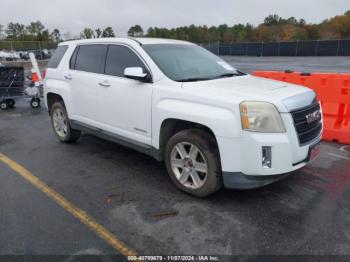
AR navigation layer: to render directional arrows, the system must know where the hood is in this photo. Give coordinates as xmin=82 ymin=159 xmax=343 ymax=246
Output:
xmin=182 ymin=75 xmax=316 ymax=112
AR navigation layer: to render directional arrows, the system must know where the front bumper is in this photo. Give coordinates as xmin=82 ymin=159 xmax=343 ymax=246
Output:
xmin=216 ymin=112 xmax=322 ymax=189
xmin=222 ymin=139 xmax=321 ymax=189
xmin=222 ymin=172 xmax=290 ymax=190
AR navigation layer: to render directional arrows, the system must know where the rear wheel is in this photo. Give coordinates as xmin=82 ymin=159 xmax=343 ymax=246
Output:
xmin=165 ymin=129 xmax=222 ymax=197
xmin=50 ymin=102 xmax=81 ymax=143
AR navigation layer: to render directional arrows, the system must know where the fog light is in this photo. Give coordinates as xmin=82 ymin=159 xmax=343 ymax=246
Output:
xmin=262 ymin=146 xmax=272 ymax=169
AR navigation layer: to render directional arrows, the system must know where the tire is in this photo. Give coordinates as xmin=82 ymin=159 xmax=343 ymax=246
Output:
xmin=0 ymin=101 xmax=8 ymax=110
xmin=50 ymin=101 xmax=81 ymax=143
xmin=7 ymin=99 xmax=15 ymax=107
xmin=165 ymin=129 xmax=222 ymax=197
xmin=30 ymin=98 xmax=40 ymax=108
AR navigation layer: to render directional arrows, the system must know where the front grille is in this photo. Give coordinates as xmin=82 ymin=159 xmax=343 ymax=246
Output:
xmin=291 ymin=102 xmax=322 ymax=146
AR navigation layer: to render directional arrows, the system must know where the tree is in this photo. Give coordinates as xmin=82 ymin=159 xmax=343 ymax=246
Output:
xmin=305 ymin=24 xmax=320 ymax=40
xmin=95 ymin=28 xmax=102 ymax=38
xmin=143 ymin=11 xmax=349 ymax=42
xmin=298 ymin=19 xmax=306 ymax=26
xmin=233 ymin=24 xmax=247 ymax=42
xmin=128 ymin=25 xmax=143 ymax=37
xmin=264 ymin=14 xmax=280 ymax=26
xmin=292 ymin=27 xmax=308 ymax=41
xmin=26 ymin=21 xmax=45 ymax=36
xmin=51 ymin=29 xmax=61 ymax=42
xmin=6 ymin=22 xmax=26 ymax=38
xmin=147 ymin=27 xmax=156 ymax=37
xmin=330 ymin=14 xmax=350 ymax=38
xmin=286 ymin=17 xmax=298 ymax=25
xmin=81 ymin=28 xmax=95 ymax=39
xmin=38 ymin=29 xmax=50 ymax=41
xmin=102 ymin=27 xmax=115 ymax=37
xmin=245 ymin=24 xmax=256 ymax=42
xmin=0 ymin=24 xmax=4 ymax=39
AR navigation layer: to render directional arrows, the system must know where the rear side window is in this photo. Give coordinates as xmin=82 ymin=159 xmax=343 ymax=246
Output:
xmin=69 ymin=47 xmax=79 ymax=69
xmin=47 ymin=45 xmax=68 ymax=68
xmin=74 ymin=45 xmax=107 ymax=74
xmin=105 ymin=45 xmax=146 ymax=77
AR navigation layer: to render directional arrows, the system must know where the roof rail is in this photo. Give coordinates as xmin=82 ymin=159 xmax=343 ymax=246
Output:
xmin=128 ymin=37 xmax=142 ymax=46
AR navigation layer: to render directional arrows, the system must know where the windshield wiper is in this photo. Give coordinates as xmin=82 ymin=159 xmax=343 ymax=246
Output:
xmin=176 ymin=71 xmax=245 ymax=82
xmin=211 ymin=72 xmax=244 ymax=80
xmin=176 ymin=77 xmax=212 ymax=82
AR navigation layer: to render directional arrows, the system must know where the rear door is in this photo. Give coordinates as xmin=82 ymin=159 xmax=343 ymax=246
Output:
xmin=68 ymin=44 xmax=107 ymax=125
xmin=97 ymin=44 xmax=153 ymax=145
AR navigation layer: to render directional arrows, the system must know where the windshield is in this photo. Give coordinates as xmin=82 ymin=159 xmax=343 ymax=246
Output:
xmin=142 ymin=44 xmax=244 ymax=82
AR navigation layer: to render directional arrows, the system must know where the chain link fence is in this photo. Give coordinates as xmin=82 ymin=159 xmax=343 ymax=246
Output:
xmin=0 ymin=40 xmax=57 ymax=51
xmin=203 ymin=39 xmax=350 ymax=56
xmin=0 ymin=41 xmax=58 ymax=68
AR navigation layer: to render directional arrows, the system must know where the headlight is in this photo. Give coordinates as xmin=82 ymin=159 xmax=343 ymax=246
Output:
xmin=240 ymin=101 xmax=286 ymax=132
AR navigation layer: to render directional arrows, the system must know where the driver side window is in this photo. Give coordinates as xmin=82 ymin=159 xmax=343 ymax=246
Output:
xmin=105 ymin=45 xmax=147 ymax=78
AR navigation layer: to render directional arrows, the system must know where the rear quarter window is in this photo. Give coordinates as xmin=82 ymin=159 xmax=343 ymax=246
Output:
xmin=69 ymin=47 xmax=79 ymax=69
xmin=47 ymin=45 xmax=68 ymax=68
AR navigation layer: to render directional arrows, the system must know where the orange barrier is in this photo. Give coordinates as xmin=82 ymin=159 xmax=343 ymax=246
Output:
xmin=253 ymin=71 xmax=350 ymax=144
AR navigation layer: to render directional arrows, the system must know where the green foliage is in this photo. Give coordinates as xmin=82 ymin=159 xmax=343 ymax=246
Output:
xmin=6 ymin=22 xmax=26 ymax=39
xmin=51 ymin=29 xmax=61 ymax=42
xmin=81 ymin=28 xmax=95 ymax=39
xmin=102 ymin=27 xmax=115 ymax=37
xmin=2 ymin=21 xmax=62 ymax=43
xmin=264 ymin=14 xmax=280 ymax=26
xmin=26 ymin=21 xmax=45 ymax=36
xmin=95 ymin=28 xmax=102 ymax=38
xmin=80 ymin=27 xmax=115 ymax=38
xmin=145 ymin=11 xmax=350 ymax=42
xmin=128 ymin=25 xmax=144 ymax=37
xmin=0 ymin=24 xmax=4 ymax=37
xmin=1 ymin=10 xmax=349 ymax=46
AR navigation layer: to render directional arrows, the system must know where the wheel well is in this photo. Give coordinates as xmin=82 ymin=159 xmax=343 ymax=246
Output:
xmin=159 ymin=119 xmax=219 ymax=161
xmin=47 ymin=93 xmax=64 ymax=114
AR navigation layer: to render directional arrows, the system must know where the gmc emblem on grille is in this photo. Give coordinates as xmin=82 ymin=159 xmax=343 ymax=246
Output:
xmin=306 ymin=110 xmax=322 ymax=124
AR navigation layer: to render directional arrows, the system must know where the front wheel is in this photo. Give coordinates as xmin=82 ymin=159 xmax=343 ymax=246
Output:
xmin=50 ymin=102 xmax=81 ymax=143
xmin=165 ymin=129 xmax=222 ymax=197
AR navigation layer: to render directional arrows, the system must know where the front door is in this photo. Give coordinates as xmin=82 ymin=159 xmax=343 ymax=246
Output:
xmin=97 ymin=44 xmax=153 ymax=145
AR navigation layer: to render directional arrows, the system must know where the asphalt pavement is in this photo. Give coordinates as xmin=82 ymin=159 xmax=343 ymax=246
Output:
xmin=224 ymin=56 xmax=350 ymax=74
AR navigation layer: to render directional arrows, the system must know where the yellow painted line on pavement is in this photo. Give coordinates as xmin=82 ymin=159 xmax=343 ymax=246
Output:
xmin=0 ymin=152 xmax=137 ymax=257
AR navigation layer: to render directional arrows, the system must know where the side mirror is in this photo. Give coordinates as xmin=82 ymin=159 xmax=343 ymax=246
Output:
xmin=124 ymin=67 xmax=151 ymax=82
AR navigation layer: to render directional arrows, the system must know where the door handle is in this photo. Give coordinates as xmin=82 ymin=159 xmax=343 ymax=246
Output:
xmin=99 ymin=81 xmax=110 ymax=87
xmin=64 ymin=75 xmax=72 ymax=80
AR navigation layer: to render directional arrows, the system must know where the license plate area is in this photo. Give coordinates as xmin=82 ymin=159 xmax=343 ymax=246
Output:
xmin=309 ymin=143 xmax=321 ymax=161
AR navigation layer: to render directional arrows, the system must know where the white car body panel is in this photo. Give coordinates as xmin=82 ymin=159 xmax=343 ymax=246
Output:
xmin=44 ymin=37 xmax=323 ymax=189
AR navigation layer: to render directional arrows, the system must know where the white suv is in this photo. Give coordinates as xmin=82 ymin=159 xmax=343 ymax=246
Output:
xmin=44 ymin=38 xmax=323 ymax=197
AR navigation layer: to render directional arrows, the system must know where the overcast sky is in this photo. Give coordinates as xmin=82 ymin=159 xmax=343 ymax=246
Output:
xmin=1 ymin=0 xmax=349 ymax=37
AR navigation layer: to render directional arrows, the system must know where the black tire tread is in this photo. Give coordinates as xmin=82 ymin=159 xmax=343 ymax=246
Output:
xmin=164 ymin=129 xmax=222 ymax=197
xmin=50 ymin=101 xmax=81 ymax=143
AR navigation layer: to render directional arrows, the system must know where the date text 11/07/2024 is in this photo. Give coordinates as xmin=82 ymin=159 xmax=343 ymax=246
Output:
xmin=127 ymin=255 xmax=220 ymax=261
